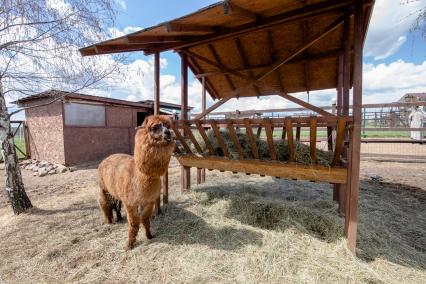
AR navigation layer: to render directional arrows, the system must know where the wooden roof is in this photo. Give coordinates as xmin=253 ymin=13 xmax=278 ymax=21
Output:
xmin=80 ymin=0 xmax=374 ymax=100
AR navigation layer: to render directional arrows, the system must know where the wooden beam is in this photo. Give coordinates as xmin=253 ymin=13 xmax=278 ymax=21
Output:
xmin=188 ymin=56 xmax=219 ymax=99
xmin=226 ymin=120 xmax=245 ymax=158
xmin=244 ymin=119 xmax=260 ymax=159
xmin=176 ymin=156 xmax=348 ymax=184
xmin=286 ymin=118 xmax=295 ymax=162
xmin=180 ymin=52 xmax=190 ymax=192
xmin=154 ymin=51 xmax=160 ymax=115
xmin=345 ymin=0 xmax=363 ymax=254
xmin=194 ymin=97 xmax=231 ymax=119
xmin=342 ymin=13 xmax=351 ymax=115
xmin=210 ymin=120 xmax=230 ymax=158
xmin=309 ymin=117 xmax=317 ymax=163
xmin=208 ymin=44 xmax=236 ymax=91
xmin=126 ymin=35 xmax=186 ymax=44
xmin=223 ymin=1 xmax=257 ymax=21
xmin=263 ymin=119 xmax=276 ymax=160
xmin=332 ymin=118 xmax=347 ymax=166
xmin=277 ymin=93 xmax=334 ymax=117
xmin=167 ymin=22 xmax=215 ymax=34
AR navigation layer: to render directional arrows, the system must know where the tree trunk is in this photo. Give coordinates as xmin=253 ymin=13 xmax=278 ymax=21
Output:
xmin=0 ymin=90 xmax=32 ymax=214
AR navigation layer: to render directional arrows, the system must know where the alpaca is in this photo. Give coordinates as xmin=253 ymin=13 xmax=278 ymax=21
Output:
xmin=98 ymin=115 xmax=175 ymax=249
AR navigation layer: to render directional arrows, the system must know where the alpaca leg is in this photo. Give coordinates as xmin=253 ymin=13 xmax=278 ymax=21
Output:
xmin=125 ymin=205 xmax=140 ymax=250
xmin=141 ymin=202 xmax=155 ymax=239
xmin=114 ymin=200 xmax=123 ymax=222
xmin=99 ymin=189 xmax=113 ymax=224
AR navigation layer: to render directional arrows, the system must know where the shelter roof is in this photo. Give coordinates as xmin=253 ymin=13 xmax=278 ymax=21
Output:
xmin=80 ymin=0 xmax=374 ymax=100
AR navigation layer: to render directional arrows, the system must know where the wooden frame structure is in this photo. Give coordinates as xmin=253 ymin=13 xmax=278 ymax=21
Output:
xmin=80 ymin=0 xmax=375 ymax=253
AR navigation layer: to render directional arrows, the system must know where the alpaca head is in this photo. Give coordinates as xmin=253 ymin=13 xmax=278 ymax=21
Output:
xmin=134 ymin=115 xmax=175 ymax=176
xmin=136 ymin=115 xmax=174 ymax=147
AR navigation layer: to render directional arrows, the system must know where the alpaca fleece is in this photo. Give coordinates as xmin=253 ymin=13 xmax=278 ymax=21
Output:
xmin=98 ymin=115 xmax=175 ymax=249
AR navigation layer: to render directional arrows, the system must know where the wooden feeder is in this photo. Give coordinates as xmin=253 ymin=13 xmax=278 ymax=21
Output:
xmin=80 ymin=0 xmax=375 ymax=253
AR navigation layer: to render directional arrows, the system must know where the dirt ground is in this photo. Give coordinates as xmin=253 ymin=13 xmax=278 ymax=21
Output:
xmin=0 ymin=157 xmax=425 ymax=283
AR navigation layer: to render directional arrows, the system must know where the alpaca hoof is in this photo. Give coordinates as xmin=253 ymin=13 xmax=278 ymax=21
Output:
xmin=126 ymin=242 xmax=135 ymax=250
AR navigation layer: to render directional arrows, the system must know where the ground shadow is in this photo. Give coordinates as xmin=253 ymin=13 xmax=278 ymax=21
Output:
xmin=149 ymin=202 xmax=263 ymax=251
xmin=28 ymin=203 xmax=98 ymax=215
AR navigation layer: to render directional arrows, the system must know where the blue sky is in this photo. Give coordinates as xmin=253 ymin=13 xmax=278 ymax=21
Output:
xmin=93 ymin=0 xmax=426 ymax=112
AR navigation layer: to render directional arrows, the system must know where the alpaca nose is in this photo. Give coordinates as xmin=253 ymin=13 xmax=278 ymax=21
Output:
xmin=164 ymin=129 xmax=171 ymax=139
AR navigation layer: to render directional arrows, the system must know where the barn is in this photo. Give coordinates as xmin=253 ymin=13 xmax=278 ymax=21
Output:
xmin=13 ymin=90 xmax=190 ymax=165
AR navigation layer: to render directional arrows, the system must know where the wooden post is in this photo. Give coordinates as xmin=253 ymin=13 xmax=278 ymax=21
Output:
xmin=335 ymin=53 xmax=345 ymax=212
xmin=197 ymin=77 xmax=206 ymax=183
xmin=23 ymin=121 xmax=31 ymax=159
xmin=345 ymin=0 xmax=363 ymax=253
xmin=154 ymin=51 xmax=163 ymax=214
xmin=181 ymin=52 xmax=190 ymax=192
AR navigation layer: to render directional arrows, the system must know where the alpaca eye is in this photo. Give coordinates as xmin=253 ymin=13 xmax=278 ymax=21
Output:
xmin=152 ymin=124 xmax=161 ymax=131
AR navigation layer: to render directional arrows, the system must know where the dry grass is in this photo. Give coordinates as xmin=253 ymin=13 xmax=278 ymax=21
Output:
xmin=0 ymin=161 xmax=425 ymax=283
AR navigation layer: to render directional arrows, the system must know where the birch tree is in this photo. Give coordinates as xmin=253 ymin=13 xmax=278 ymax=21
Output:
xmin=0 ymin=0 xmax=124 ymax=214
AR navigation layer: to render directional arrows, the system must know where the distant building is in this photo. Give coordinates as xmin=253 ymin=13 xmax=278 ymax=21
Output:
xmin=13 ymin=90 xmax=190 ymax=165
xmin=398 ymin=93 xmax=426 ymax=103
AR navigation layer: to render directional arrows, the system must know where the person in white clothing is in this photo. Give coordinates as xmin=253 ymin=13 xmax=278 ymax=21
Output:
xmin=408 ymin=106 xmax=425 ymax=140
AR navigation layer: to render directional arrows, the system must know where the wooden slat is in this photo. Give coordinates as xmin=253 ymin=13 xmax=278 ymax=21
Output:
xmin=263 ymin=119 xmax=276 ymax=160
xmin=210 ymin=120 xmax=230 ymax=158
xmin=310 ymin=117 xmax=317 ymax=163
xmin=170 ymin=121 xmax=192 ymax=154
xmin=327 ymin=126 xmax=333 ymax=151
xmin=286 ymin=118 xmax=295 ymax=162
xmin=176 ymin=156 xmax=348 ymax=184
xmin=181 ymin=122 xmax=203 ymax=155
xmin=282 ymin=126 xmax=286 ymax=140
xmin=296 ymin=126 xmax=301 ymax=142
xmin=244 ymin=118 xmax=259 ymax=159
xmin=256 ymin=126 xmax=262 ymax=138
xmin=226 ymin=120 xmax=245 ymax=158
xmin=195 ymin=121 xmax=215 ymax=155
xmin=332 ymin=118 xmax=347 ymax=166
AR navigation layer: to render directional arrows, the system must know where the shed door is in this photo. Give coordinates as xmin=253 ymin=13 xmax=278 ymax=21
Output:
xmin=137 ymin=112 xmax=148 ymax=126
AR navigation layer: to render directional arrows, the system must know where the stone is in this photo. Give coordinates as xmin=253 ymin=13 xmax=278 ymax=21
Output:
xmin=48 ymin=169 xmax=56 ymax=175
xmin=33 ymin=172 xmax=37 ymax=176
xmin=39 ymin=160 xmax=49 ymax=166
xmin=38 ymin=169 xmax=48 ymax=177
xmin=56 ymin=165 xmax=67 ymax=173
xmin=68 ymin=167 xmax=77 ymax=172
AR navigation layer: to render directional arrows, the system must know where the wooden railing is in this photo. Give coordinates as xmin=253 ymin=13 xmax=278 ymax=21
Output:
xmin=171 ymin=116 xmax=353 ymax=183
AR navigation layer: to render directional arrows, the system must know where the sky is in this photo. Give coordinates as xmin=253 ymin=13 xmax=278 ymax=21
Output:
xmin=10 ymin=0 xmax=426 ymax=117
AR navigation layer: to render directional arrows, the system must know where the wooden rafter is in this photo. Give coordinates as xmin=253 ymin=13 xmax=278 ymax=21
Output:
xmin=223 ymin=1 xmax=257 ymax=21
xmin=208 ymin=44 xmax=236 ymax=91
xmin=254 ymin=14 xmax=346 ymax=82
xmin=266 ymin=30 xmax=285 ymax=92
xmin=194 ymin=48 xmax=346 ymax=78
xmin=301 ymin=19 xmax=310 ymax=92
xmin=181 ymin=49 xmax=334 ymax=116
xmin=234 ymin=37 xmax=260 ymax=97
xmin=148 ymin=0 xmax=353 ymax=54
xmin=194 ymin=97 xmax=231 ymax=119
xmin=126 ymin=35 xmax=187 ymax=44
xmin=187 ymin=55 xmax=219 ymax=100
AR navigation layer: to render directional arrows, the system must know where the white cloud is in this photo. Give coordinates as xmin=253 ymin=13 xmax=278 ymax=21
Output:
xmin=365 ymin=0 xmax=426 ymax=60
xmin=109 ymin=26 xmax=143 ymax=38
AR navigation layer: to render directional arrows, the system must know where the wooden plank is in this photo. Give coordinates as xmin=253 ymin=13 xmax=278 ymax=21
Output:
xmin=166 ymin=23 xmax=215 ymax=33
xmin=256 ymin=126 xmax=262 ymax=138
xmin=310 ymin=117 xmax=317 ymax=163
xmin=286 ymin=118 xmax=295 ymax=162
xmin=170 ymin=121 xmax=192 ymax=154
xmin=263 ymin=119 xmax=276 ymax=160
xmin=327 ymin=126 xmax=333 ymax=151
xmin=342 ymin=13 xmax=351 ymax=116
xmin=181 ymin=123 xmax=203 ymax=155
xmin=194 ymin=97 xmax=231 ymax=119
xmin=332 ymin=118 xmax=347 ymax=166
xmin=210 ymin=120 xmax=230 ymax=158
xmin=195 ymin=121 xmax=215 ymax=155
xmin=244 ymin=118 xmax=259 ymax=159
xmin=126 ymin=35 xmax=186 ymax=44
xmin=23 ymin=121 xmax=31 ymax=159
xmin=226 ymin=120 xmax=245 ymax=158
xmin=176 ymin=156 xmax=348 ymax=184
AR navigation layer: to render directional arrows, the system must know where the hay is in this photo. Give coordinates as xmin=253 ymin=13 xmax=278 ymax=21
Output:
xmin=0 ymin=162 xmax=425 ymax=283
xmin=197 ymin=129 xmax=334 ymax=166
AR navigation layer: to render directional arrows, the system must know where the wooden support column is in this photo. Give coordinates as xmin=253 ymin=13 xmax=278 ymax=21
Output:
xmin=153 ymin=51 xmax=164 ymax=214
xmin=181 ymin=52 xmax=191 ymax=192
xmin=197 ymin=77 xmax=207 ymax=184
xmin=345 ymin=0 xmax=363 ymax=253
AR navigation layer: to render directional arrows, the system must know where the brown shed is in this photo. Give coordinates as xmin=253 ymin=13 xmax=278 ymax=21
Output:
xmin=13 ymin=90 xmax=188 ymax=165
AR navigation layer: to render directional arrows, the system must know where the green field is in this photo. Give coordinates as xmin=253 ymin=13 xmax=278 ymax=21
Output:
xmin=0 ymin=138 xmax=26 ymax=162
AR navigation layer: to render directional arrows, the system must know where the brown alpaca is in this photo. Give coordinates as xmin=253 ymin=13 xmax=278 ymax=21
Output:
xmin=98 ymin=115 xmax=175 ymax=249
